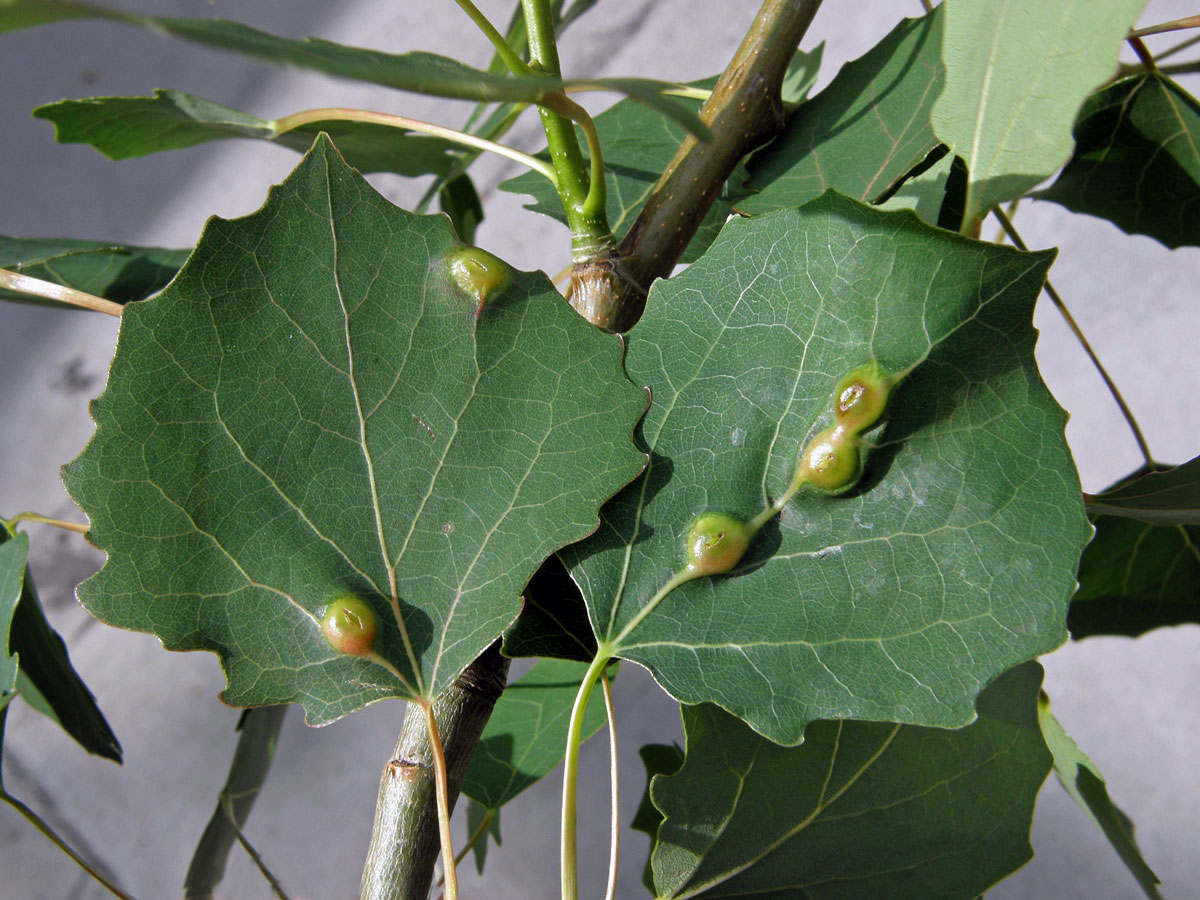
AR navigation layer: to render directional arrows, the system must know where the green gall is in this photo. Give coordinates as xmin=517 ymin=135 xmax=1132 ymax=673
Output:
xmin=685 ymin=513 xmax=753 ymax=576
xmin=833 ymin=363 xmax=891 ymax=434
xmin=447 ymin=246 xmax=511 ymax=319
xmin=798 ymin=425 xmax=862 ymax=492
xmin=319 ymin=595 xmax=379 ymax=657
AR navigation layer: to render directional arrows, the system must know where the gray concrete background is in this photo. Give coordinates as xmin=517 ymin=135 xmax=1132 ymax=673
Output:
xmin=1 ymin=2 xmax=1197 ymax=898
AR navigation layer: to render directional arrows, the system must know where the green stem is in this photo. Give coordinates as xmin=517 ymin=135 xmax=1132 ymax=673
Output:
xmin=992 ymin=208 xmax=1154 ymax=466
xmin=1 ymin=790 xmax=139 ymax=900
xmin=600 ymin=672 xmax=620 ymax=900
xmin=271 ymin=108 xmax=557 ymax=185
xmin=561 ymin=651 xmax=612 ymax=900
xmin=452 ymin=0 xmax=537 ymax=75
xmin=422 ymin=702 xmax=459 ymax=900
xmin=2 ymin=512 xmax=89 ymax=535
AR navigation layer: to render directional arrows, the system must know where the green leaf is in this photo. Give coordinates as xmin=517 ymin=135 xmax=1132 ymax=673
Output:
xmin=501 ymin=73 xmax=745 ymax=263
xmin=0 ymin=234 xmax=187 ymax=307
xmin=736 ymin=9 xmax=944 ymax=215
xmin=34 ymin=91 xmax=461 ymax=178
xmin=439 ymin=174 xmax=485 ymax=245
xmin=464 ymin=798 xmax=501 ymax=875
xmin=649 ymin=663 xmax=1050 ymax=900
xmin=462 ymin=658 xmax=610 ymax=811
xmin=63 ymin=135 xmax=647 ymax=723
xmin=502 ymin=554 xmax=598 ymax=662
xmin=0 ymin=525 xmax=121 ymax=761
xmin=878 ymin=147 xmax=955 ymax=226
xmin=184 ymin=705 xmax=287 ymax=900
xmin=1086 ymin=456 xmax=1200 ymax=525
xmin=631 ymin=742 xmax=684 ymax=892
xmin=0 ymin=532 xmax=26 ymax=712
xmin=0 ymin=1 xmax=707 ymax=137
xmin=1038 ymin=694 xmax=1163 ymax=900
xmin=1070 ymin=517 xmax=1199 ymax=638
xmin=781 ymin=42 xmax=824 ymax=105
xmin=567 ymin=193 xmax=1088 ymax=745
xmin=1037 ymin=74 xmax=1200 ymax=248
xmin=931 ymin=0 xmax=1147 ymax=228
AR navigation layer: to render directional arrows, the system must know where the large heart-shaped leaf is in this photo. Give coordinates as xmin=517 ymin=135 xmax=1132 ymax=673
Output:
xmin=737 ymin=8 xmax=943 ymax=215
xmin=931 ymin=0 xmax=1146 ymax=228
xmin=34 ymin=91 xmax=462 ymax=178
xmin=649 ymin=663 xmax=1050 ymax=900
xmin=0 ymin=235 xmax=187 ymax=307
xmin=566 ymin=193 xmax=1088 ymax=744
xmin=63 ymin=136 xmax=647 ymax=723
xmin=1037 ymin=74 xmax=1200 ymax=249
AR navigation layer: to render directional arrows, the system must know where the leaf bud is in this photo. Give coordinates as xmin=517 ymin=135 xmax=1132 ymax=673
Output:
xmin=833 ymin=363 xmax=891 ymax=434
xmin=319 ymin=595 xmax=379 ymax=657
xmin=685 ymin=513 xmax=753 ymax=576
xmin=798 ymin=424 xmax=862 ymax=492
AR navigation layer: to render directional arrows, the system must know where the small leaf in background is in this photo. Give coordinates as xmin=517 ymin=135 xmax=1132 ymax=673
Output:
xmin=439 ymin=174 xmax=485 ymax=245
xmin=649 ymin=663 xmax=1050 ymax=900
xmin=737 ymin=8 xmax=943 ymax=215
xmin=0 ymin=525 xmax=121 ymax=762
xmin=781 ymin=41 xmax=824 ymax=105
xmin=0 ymin=532 xmax=27 ymax=712
xmin=931 ymin=0 xmax=1146 ymax=228
xmin=0 ymin=235 xmax=187 ymax=307
xmin=878 ymin=147 xmax=954 ymax=226
xmin=0 ymin=1 xmax=707 ymax=137
xmin=462 ymin=658 xmax=611 ymax=812
xmin=1038 ymin=693 xmax=1164 ymax=900
xmin=567 ymin=193 xmax=1089 ymax=745
xmin=1037 ymin=74 xmax=1200 ymax=248
xmin=1084 ymin=456 xmax=1200 ymax=526
xmin=631 ymin=742 xmax=684 ymax=892
xmin=1070 ymin=461 xmax=1200 ymax=639
xmin=34 ymin=91 xmax=462 ymax=178
xmin=464 ymin=798 xmax=502 ymax=875
xmin=502 ymin=554 xmax=599 ymax=663
xmin=63 ymin=135 xmax=647 ymax=723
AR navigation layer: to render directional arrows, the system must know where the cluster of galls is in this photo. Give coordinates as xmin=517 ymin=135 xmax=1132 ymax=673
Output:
xmin=683 ymin=363 xmax=894 ymax=579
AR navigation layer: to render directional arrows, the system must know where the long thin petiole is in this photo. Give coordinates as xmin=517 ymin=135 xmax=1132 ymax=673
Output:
xmin=600 ymin=670 xmax=620 ymax=900
xmin=3 ymin=511 xmax=89 ymax=534
xmin=1 ymin=791 xmax=139 ymax=900
xmin=1130 ymin=14 xmax=1200 ymax=39
xmin=992 ymin=208 xmax=1154 ymax=466
xmin=434 ymin=806 xmax=496 ymax=896
xmin=0 ymin=268 xmax=122 ymax=316
xmin=220 ymin=795 xmax=293 ymax=900
xmin=561 ymin=652 xmax=611 ymax=900
xmin=451 ymin=0 xmax=537 ymax=75
xmin=271 ymin=108 xmax=558 ymax=185
xmin=541 ymin=93 xmax=607 ymax=222
xmin=422 ymin=701 xmax=460 ymax=900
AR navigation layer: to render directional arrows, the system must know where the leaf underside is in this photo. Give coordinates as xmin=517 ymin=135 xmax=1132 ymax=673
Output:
xmin=566 ymin=193 xmax=1089 ymax=745
xmin=64 ymin=135 xmax=647 ymax=724
xmin=650 ymin=663 xmax=1050 ymax=900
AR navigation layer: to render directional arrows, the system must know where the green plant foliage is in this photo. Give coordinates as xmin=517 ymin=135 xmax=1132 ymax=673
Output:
xmin=1038 ymin=74 xmax=1200 ymax=248
xmin=648 ymin=663 xmax=1050 ymax=900
xmin=0 ymin=532 xmax=26 ymax=712
xmin=931 ymin=0 xmax=1146 ymax=228
xmin=878 ymin=149 xmax=955 ymax=225
xmin=464 ymin=798 xmax=502 ymax=874
xmin=462 ymin=658 xmax=610 ymax=811
xmin=1038 ymin=694 xmax=1163 ymax=900
xmin=736 ymin=9 xmax=943 ymax=215
xmin=0 ymin=235 xmax=187 ymax=306
xmin=1085 ymin=456 xmax=1200 ymax=525
xmin=0 ymin=0 xmax=707 ymax=137
xmin=1070 ymin=516 xmax=1199 ymax=638
xmin=0 ymin=525 xmax=121 ymax=761
xmin=34 ymin=91 xmax=462 ymax=177
xmin=438 ymin=174 xmax=484 ymax=245
xmin=62 ymin=136 xmax=647 ymax=723
xmin=631 ymin=742 xmax=684 ymax=891
xmin=565 ymin=193 xmax=1089 ymax=745
xmin=502 ymin=554 xmax=599 ymax=662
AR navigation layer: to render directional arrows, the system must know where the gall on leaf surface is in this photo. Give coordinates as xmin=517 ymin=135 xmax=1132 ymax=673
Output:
xmin=63 ymin=136 xmax=647 ymax=724
xmin=565 ymin=192 xmax=1090 ymax=745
